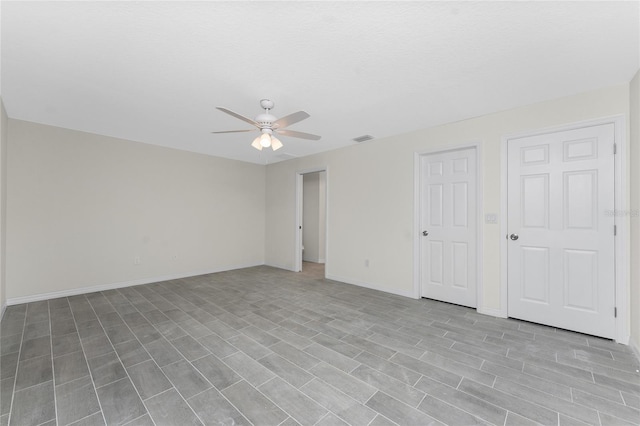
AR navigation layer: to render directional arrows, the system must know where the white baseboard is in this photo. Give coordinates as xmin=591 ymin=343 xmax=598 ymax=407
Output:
xmin=477 ymin=307 xmax=508 ymax=318
xmin=325 ymin=273 xmax=418 ymax=299
xmin=6 ymin=262 xmax=263 ymax=306
xmin=302 ymin=257 xmax=325 ymax=264
xmin=265 ymin=262 xmax=298 ymax=272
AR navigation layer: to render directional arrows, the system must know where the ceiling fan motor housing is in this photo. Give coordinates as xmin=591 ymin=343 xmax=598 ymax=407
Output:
xmin=255 ymin=113 xmax=276 ymax=127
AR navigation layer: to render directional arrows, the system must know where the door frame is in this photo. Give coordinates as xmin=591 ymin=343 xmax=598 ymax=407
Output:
xmin=295 ymin=166 xmax=329 ymax=273
xmin=413 ymin=142 xmax=484 ymax=310
xmin=500 ymin=115 xmax=628 ymax=343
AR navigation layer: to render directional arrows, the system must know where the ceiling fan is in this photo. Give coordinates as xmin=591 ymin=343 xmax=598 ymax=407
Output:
xmin=212 ymin=99 xmax=321 ymax=151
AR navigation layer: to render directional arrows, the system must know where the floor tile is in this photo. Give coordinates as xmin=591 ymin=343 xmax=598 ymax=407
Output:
xmin=53 ymin=351 xmax=90 ymax=385
xmin=192 ymin=354 xmax=241 ymax=390
xmin=270 ymin=341 xmax=321 ymax=370
xmin=226 ymin=334 xmax=272 ymax=360
xmin=221 ymin=351 xmax=274 ymax=387
xmin=481 ymin=360 xmax=572 ymax=400
xmin=417 ymin=394 xmax=489 ymax=426
xmin=143 ymin=338 xmax=183 ymax=367
xmin=87 ymin=351 xmax=127 ymax=388
xmin=495 ymin=377 xmax=599 ymax=424
xmin=126 ymin=359 xmax=172 ymax=400
xmin=187 ymin=388 xmax=251 ymax=426
xmin=103 ymin=325 xmax=136 ymax=345
xmin=9 ymin=380 xmax=55 ymax=426
xmin=258 ymin=377 xmax=328 ymax=426
xmin=19 ymin=336 xmax=51 ymax=361
xmin=351 ymin=364 xmax=425 ymax=407
xmin=68 ymin=412 xmax=105 ymax=426
xmin=414 ymin=376 xmax=507 ymax=425
xmin=23 ymin=320 xmax=50 ymax=340
xmin=221 ymin=380 xmax=288 ymax=426
xmin=55 ymin=375 xmax=101 ymax=425
xmin=1 ymin=378 xmax=14 ymax=416
xmin=0 ymin=353 xmax=19 ymax=380
xmin=315 ymin=413 xmax=350 ymax=426
xmin=4 ymin=264 xmax=640 ymax=426
xmin=145 ymin=389 xmax=203 ymax=425
xmin=203 ymin=320 xmax=240 ymax=339
xmin=458 ymin=378 xmax=558 ymax=425
xmin=52 ymin=332 xmax=83 ymax=358
xmin=162 ymin=359 xmax=211 ymax=399
xmin=113 ymin=339 xmax=151 ymax=368
xmin=303 ymin=343 xmax=359 ymax=373
xmin=96 ymin=378 xmax=147 ymax=425
xmin=419 ymin=350 xmax=496 ymax=386
xmin=572 ymin=388 xmax=640 ymax=424
xmin=170 ymin=335 xmax=210 ymax=361
xmin=81 ymin=334 xmax=114 ymax=359
xmin=258 ymin=353 xmax=314 ymax=388
xmin=241 ymin=326 xmax=280 ymax=346
xmin=300 ymin=378 xmax=377 ymax=426
xmin=309 ymin=362 xmax=376 ymax=404
xmin=366 ymin=391 xmax=443 ymax=426
xmin=14 ymin=354 xmax=52 ymax=391
xmin=390 ymin=352 xmax=461 ymax=387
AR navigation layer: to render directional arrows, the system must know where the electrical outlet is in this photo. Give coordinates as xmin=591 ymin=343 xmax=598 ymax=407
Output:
xmin=134 ymin=256 xmax=141 ymax=265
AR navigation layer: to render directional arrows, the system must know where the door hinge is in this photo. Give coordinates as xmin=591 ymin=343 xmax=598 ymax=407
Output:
xmin=613 ymin=143 xmax=617 ymax=155
xmin=614 ymin=225 xmax=617 ymax=236
xmin=614 ymin=307 xmax=617 ymax=318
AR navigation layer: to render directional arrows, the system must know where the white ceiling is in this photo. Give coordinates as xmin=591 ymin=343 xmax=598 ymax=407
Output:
xmin=2 ymin=1 xmax=638 ymax=165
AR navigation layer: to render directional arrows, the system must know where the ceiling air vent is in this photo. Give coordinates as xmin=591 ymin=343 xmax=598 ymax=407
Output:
xmin=352 ymin=135 xmax=374 ymax=143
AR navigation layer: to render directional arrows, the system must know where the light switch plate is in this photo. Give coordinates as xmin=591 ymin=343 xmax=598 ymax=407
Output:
xmin=485 ymin=213 xmax=498 ymax=224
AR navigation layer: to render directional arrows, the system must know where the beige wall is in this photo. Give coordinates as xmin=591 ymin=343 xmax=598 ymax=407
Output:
xmin=630 ymin=69 xmax=640 ymax=354
xmin=6 ymin=120 xmax=266 ymax=301
xmin=0 ymin=100 xmax=7 ymax=316
xmin=266 ymin=84 xmax=630 ymax=316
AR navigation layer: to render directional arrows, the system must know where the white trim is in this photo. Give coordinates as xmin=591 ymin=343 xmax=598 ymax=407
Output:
xmin=1 ymin=302 xmax=6 ymax=320
xmin=477 ymin=307 xmax=507 ymax=318
xmin=6 ymin=262 xmax=262 ymax=305
xmin=413 ymin=142 xmax=484 ymax=309
xmin=265 ymin=261 xmax=297 ymax=272
xmin=326 ymin=273 xmax=416 ymax=299
xmin=631 ymin=339 xmax=640 ymax=363
xmin=500 ymin=115 xmax=629 ymax=343
xmin=295 ymin=166 xmax=329 ymax=275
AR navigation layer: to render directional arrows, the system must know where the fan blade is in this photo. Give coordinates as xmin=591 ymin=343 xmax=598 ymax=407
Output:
xmin=273 ymin=111 xmax=310 ymax=128
xmin=211 ymin=129 xmax=255 ymax=134
xmin=216 ymin=107 xmax=259 ymax=127
xmin=276 ymin=129 xmax=321 ymax=140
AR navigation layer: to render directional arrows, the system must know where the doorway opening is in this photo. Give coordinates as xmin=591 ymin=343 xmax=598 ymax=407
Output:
xmin=295 ymin=168 xmax=328 ymax=274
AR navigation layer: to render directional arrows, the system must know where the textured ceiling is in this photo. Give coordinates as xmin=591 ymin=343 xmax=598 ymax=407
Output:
xmin=1 ymin=1 xmax=638 ymax=164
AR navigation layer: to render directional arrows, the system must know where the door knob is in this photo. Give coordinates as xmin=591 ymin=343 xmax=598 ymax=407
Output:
xmin=422 ymin=230 xmax=429 ymax=236
xmin=509 ymin=233 xmax=519 ymax=241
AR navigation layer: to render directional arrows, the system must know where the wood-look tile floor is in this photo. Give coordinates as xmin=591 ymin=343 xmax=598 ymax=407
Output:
xmin=1 ymin=263 xmax=639 ymax=425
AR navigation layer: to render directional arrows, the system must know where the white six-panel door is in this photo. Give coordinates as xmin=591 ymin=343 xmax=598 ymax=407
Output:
xmin=507 ymin=124 xmax=616 ymax=338
xmin=421 ymin=148 xmax=477 ymax=308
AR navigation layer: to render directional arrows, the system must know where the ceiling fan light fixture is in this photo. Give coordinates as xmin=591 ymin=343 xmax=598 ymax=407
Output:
xmin=260 ymin=133 xmax=271 ymax=148
xmin=271 ymin=137 xmax=283 ymax=151
xmin=251 ymin=136 xmax=263 ymax=151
